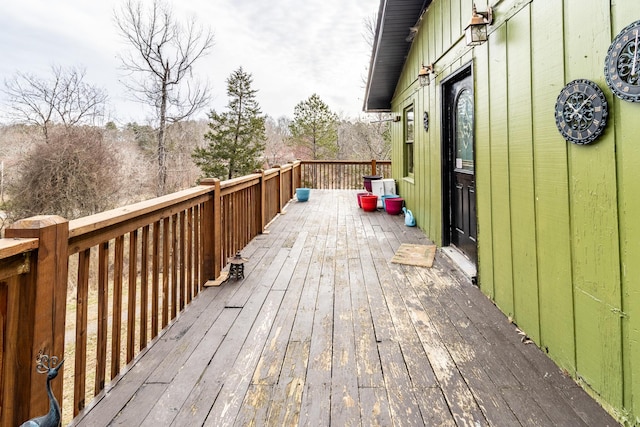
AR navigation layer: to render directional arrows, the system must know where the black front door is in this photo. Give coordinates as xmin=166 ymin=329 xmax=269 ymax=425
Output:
xmin=443 ymin=67 xmax=477 ymax=263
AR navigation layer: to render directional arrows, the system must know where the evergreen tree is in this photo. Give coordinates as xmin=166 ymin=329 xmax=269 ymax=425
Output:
xmin=289 ymin=94 xmax=339 ymax=160
xmin=193 ymin=67 xmax=266 ymax=180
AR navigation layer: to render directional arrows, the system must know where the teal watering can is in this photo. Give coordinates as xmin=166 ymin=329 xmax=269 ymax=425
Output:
xmin=402 ymin=207 xmax=416 ymax=227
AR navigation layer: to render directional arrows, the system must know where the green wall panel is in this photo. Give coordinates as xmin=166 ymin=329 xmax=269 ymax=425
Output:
xmin=564 ymin=0 xmax=622 ymax=408
xmin=474 ymin=42 xmax=495 ymax=299
xmin=574 ymin=290 xmax=623 ymax=408
xmin=505 ymin=7 xmax=540 ymax=343
xmin=441 ymin=0 xmax=452 ymax=53
xmin=434 ymin=0 xmax=443 ymax=58
xmin=450 ymin=0 xmax=461 ymax=41
xmin=530 ymin=0 xmax=575 ymax=372
xmin=488 ymin=24 xmax=514 ymax=316
xmin=612 ymin=2 xmax=640 ymax=420
xmin=417 ymin=84 xmax=428 ymax=231
xmin=428 ymin=76 xmax=442 ymax=243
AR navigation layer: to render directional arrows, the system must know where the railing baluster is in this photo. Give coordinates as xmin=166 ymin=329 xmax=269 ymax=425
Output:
xmin=127 ymin=231 xmax=137 ymax=363
xmin=152 ymin=221 xmax=160 ymax=339
xmin=111 ymin=236 xmax=124 ymax=380
xmin=179 ymin=211 xmax=186 ymax=312
xmin=74 ymin=248 xmax=90 ymax=416
xmin=194 ymin=204 xmax=201 ymax=294
xmin=186 ymin=207 xmax=193 ymax=304
xmin=171 ymin=214 xmax=178 ymax=320
xmin=162 ymin=217 xmax=170 ymax=329
xmin=111 ymin=236 xmax=124 ymax=379
xmin=95 ymin=241 xmax=109 ymax=395
xmin=140 ymin=226 xmax=149 ymax=350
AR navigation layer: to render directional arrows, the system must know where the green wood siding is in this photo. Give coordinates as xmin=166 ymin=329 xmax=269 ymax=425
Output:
xmin=475 ymin=41 xmax=494 ymax=299
xmin=530 ymin=0 xmax=576 ymax=373
xmin=614 ymin=0 xmax=640 ymax=419
xmin=387 ymin=0 xmax=640 ymax=422
xmin=507 ymin=7 xmax=540 ymax=344
xmin=565 ymin=0 xmax=623 ymax=410
xmin=488 ymin=24 xmax=514 ymax=316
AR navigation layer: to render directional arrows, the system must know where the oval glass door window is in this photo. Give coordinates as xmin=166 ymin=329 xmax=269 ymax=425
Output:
xmin=455 ymin=88 xmax=474 ymax=172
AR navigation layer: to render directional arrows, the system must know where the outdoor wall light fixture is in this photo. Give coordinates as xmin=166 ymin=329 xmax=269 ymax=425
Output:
xmin=465 ymin=3 xmax=493 ymax=46
xmin=418 ymin=63 xmax=434 ymax=86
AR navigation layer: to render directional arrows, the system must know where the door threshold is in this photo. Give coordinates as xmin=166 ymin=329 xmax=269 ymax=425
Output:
xmin=442 ymin=246 xmax=477 ymax=282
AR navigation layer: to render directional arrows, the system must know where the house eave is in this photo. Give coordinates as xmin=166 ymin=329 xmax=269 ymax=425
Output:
xmin=363 ymin=0 xmax=429 ymax=112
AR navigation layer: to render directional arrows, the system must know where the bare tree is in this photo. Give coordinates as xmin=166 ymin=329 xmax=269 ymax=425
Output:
xmin=3 ymin=65 xmax=108 ymax=141
xmin=6 ymin=126 xmax=120 ymax=220
xmin=114 ymin=0 xmax=214 ymax=195
xmin=264 ymin=116 xmax=294 ymax=167
xmin=363 ymin=12 xmax=378 ymax=50
xmin=333 ymin=115 xmax=391 ymax=161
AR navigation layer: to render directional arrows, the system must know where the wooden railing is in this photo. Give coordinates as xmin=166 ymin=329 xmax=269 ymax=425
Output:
xmin=0 ymin=161 xmax=302 ymax=426
xmin=300 ymin=160 xmax=391 ymax=189
xmin=0 ymin=159 xmax=391 ymax=425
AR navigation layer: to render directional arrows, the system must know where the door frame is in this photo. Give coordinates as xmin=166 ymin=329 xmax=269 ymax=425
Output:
xmin=440 ymin=61 xmax=476 ymax=258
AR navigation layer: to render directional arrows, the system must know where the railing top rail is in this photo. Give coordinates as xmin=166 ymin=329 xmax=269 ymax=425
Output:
xmin=210 ymin=174 xmax=262 ymax=197
xmin=300 ymin=160 xmax=391 ymax=165
xmin=212 ymin=173 xmax=260 ymax=190
xmin=68 ymin=185 xmax=214 ymax=238
xmin=264 ymin=168 xmax=281 ymax=178
xmin=68 ymin=161 xmax=305 ymax=242
xmin=0 ymin=237 xmax=39 ymax=259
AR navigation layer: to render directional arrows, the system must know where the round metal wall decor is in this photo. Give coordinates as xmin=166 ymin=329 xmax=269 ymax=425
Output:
xmin=554 ymin=79 xmax=608 ymax=145
xmin=423 ymin=111 xmax=429 ymax=131
xmin=604 ymin=19 xmax=640 ymax=102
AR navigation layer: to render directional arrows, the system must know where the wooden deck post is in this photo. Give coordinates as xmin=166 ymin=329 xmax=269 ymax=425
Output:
xmin=371 ymin=159 xmax=377 ymax=176
xmin=277 ymin=167 xmax=283 ymax=213
xmin=290 ymin=162 xmax=295 ymax=199
xmin=260 ymin=169 xmax=267 ymax=232
xmin=212 ymin=179 xmax=222 ymax=279
xmin=200 ymin=179 xmax=221 ymax=280
xmin=4 ymin=215 xmax=69 ymax=425
xmin=294 ymin=160 xmax=302 ymax=190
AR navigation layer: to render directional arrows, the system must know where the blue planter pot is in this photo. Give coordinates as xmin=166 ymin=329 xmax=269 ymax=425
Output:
xmin=296 ymin=188 xmax=310 ymax=202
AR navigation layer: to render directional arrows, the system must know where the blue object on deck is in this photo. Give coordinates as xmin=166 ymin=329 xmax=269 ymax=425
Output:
xmin=296 ymin=188 xmax=310 ymax=202
xmin=403 ymin=207 xmax=416 ymax=227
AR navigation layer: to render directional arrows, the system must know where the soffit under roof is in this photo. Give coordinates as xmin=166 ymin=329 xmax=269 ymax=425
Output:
xmin=364 ymin=0 xmax=430 ymax=112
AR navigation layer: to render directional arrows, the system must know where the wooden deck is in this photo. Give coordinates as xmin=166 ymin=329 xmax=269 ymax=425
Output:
xmin=70 ymin=190 xmax=619 ymax=427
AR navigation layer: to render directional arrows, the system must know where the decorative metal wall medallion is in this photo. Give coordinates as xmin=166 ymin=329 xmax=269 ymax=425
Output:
xmin=423 ymin=111 xmax=429 ymax=131
xmin=604 ymin=19 xmax=640 ymax=102
xmin=554 ymin=79 xmax=608 ymax=145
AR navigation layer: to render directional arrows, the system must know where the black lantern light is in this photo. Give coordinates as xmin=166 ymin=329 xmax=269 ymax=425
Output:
xmin=228 ymin=251 xmax=246 ymax=280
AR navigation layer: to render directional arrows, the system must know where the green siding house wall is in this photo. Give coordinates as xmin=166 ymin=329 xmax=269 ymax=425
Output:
xmin=366 ymin=0 xmax=640 ymax=424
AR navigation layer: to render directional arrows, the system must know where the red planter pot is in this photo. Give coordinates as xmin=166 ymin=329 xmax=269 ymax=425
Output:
xmin=360 ymin=195 xmax=378 ymax=212
xmin=356 ymin=192 xmax=370 ymax=208
xmin=384 ymin=197 xmax=404 ymax=215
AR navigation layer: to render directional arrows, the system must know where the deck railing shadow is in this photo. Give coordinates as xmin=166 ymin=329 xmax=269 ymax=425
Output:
xmin=0 ymin=159 xmax=388 ymax=426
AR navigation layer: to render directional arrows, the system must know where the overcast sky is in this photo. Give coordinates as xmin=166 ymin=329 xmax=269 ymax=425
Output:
xmin=0 ymin=0 xmax=379 ymax=125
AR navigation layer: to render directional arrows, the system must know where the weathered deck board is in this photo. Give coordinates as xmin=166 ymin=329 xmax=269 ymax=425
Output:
xmin=70 ymin=190 xmax=620 ymax=427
